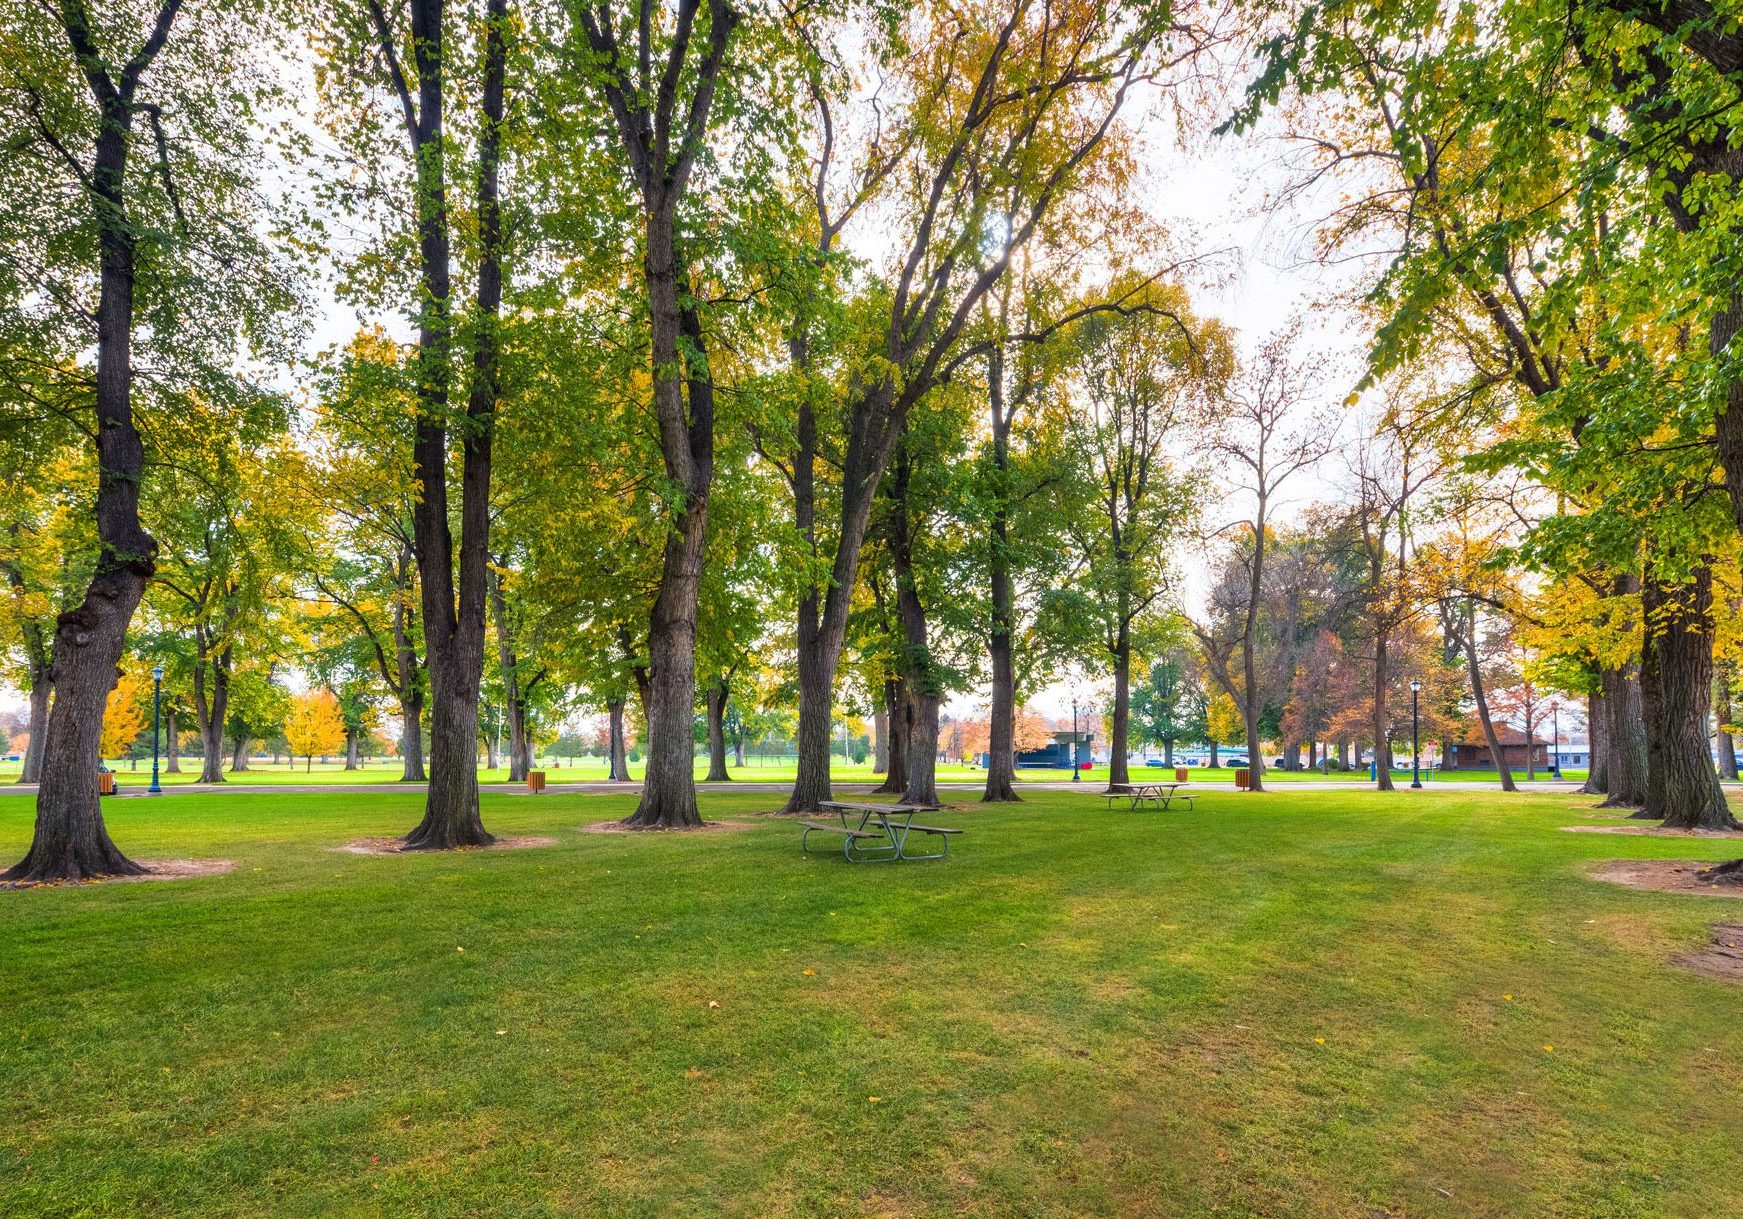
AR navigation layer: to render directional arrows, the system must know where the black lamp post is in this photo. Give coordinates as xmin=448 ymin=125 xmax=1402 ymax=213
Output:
xmin=1550 ymin=700 xmax=1562 ymax=779
xmin=148 ymin=664 xmax=164 ymax=795
xmin=1070 ymin=697 xmax=1081 ymax=781
xmin=1409 ymin=678 xmax=1422 ymax=789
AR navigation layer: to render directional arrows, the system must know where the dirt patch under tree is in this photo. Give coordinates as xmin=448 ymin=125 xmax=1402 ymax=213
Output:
xmin=1590 ymin=858 xmax=1743 ymax=897
xmin=577 ymin=820 xmax=755 ymax=834
xmin=0 ymin=858 xmax=236 ymax=891
xmin=336 ymin=835 xmax=556 ymax=855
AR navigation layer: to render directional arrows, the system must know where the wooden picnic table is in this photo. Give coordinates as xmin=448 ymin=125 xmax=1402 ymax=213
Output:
xmin=802 ymin=800 xmax=962 ymax=862
xmin=1098 ymin=781 xmax=1194 ymax=812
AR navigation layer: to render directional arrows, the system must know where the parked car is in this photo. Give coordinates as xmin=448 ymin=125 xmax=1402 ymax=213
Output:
xmin=1223 ymin=756 xmax=1249 ymax=768
xmin=1143 ymin=758 xmax=1167 ymax=768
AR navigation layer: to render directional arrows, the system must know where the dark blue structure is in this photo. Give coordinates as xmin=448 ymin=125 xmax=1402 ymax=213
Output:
xmin=1016 ymin=731 xmax=1091 ymax=770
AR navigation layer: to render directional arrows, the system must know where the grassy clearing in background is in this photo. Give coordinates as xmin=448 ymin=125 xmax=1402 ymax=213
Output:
xmin=0 ymin=786 xmax=1730 ymax=1216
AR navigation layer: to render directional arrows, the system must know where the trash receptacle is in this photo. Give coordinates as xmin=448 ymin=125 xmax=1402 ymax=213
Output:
xmin=1369 ymin=761 xmax=1377 ymax=781
xmin=1234 ymin=768 xmax=1252 ymax=790
xmin=1175 ymin=767 xmax=1188 ymax=782
xmin=526 ymin=770 xmax=546 ymax=794
xmin=98 ymin=770 xmax=116 ymax=796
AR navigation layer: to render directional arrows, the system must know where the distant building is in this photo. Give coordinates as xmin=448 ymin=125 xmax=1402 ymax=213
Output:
xmin=1443 ymin=726 xmax=1551 ymax=771
xmin=1017 ymin=731 xmax=1092 ymax=770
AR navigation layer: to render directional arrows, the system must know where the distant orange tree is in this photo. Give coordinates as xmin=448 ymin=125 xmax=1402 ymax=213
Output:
xmin=284 ymin=690 xmax=347 ymax=772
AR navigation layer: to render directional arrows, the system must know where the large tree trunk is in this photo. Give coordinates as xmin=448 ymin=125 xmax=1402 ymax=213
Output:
xmin=1582 ymin=688 xmax=1608 ymax=795
xmin=1372 ymin=625 xmax=1395 ymax=791
xmin=400 ymin=0 xmax=502 ymax=850
xmin=704 ymin=676 xmax=731 ymax=781
xmin=902 ymin=684 xmax=941 ymax=808
xmin=1600 ymin=660 xmax=1649 ymax=807
xmin=891 ymin=451 xmax=940 ymax=808
xmin=164 ymin=705 xmax=180 ymax=773
xmin=190 ymin=634 xmax=230 ymax=784
xmin=394 ymin=582 xmax=427 ymax=781
xmin=873 ymin=677 xmax=906 ymax=795
xmin=1716 ymin=664 xmax=1739 ymax=780
xmin=1639 ymin=568 xmax=1734 ymax=829
xmin=6 ymin=12 xmax=179 ymax=880
xmin=230 ymin=728 xmax=250 ymax=773
xmin=400 ymin=683 xmax=425 ymax=783
xmin=983 ymin=346 xmax=1020 ymax=803
xmin=19 ymin=671 xmax=50 ymax=784
xmin=1109 ymin=622 xmax=1132 ymax=790
xmin=1239 ymin=509 xmax=1268 ymax=792
xmin=1461 ymin=601 xmax=1516 ymax=792
xmin=607 ymin=696 xmax=630 ymax=782
xmin=872 ymin=706 xmax=889 ymax=774
xmin=345 ymin=725 xmax=360 ymax=770
xmin=490 ymin=566 xmax=530 ymax=782
xmin=782 ymin=321 xmax=836 ymax=814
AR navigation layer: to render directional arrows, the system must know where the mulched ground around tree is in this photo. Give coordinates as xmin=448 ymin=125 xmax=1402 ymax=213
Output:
xmin=1590 ymin=858 xmax=1743 ymax=898
xmin=0 ymin=858 xmax=236 ymax=891
xmin=577 ymin=820 xmax=755 ymax=834
xmin=336 ymin=835 xmax=556 ymax=855
xmin=1672 ymin=923 xmax=1743 ymax=983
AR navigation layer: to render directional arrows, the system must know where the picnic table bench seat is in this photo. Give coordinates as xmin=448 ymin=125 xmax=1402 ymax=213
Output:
xmin=1096 ymin=781 xmax=1195 ymax=812
xmin=805 ymin=801 xmax=960 ymax=862
xmin=799 ymin=820 xmax=886 ymax=840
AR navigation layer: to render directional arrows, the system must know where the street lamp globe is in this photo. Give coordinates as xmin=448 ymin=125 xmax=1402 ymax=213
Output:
xmin=152 ymin=664 xmax=164 ymax=681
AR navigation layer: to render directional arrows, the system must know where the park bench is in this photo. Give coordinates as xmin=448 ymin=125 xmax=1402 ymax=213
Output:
xmin=1097 ymin=781 xmax=1194 ymax=812
xmin=806 ymin=800 xmax=961 ymax=862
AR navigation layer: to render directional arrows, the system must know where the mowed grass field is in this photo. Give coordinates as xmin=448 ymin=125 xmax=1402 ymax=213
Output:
xmin=0 ymin=786 xmax=1735 ymax=1217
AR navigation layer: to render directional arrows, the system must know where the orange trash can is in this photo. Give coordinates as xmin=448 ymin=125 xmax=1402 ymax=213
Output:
xmin=1234 ymin=768 xmax=1252 ymax=791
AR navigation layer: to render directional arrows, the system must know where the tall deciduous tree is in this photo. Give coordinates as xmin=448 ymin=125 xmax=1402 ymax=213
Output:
xmin=1 ymin=0 xmax=296 ymax=880
xmin=1059 ymin=280 xmax=1224 ymax=790
xmin=1197 ymin=327 xmax=1330 ymax=793
xmin=552 ymin=0 xmax=739 ymax=828
xmin=329 ymin=0 xmax=512 ymax=846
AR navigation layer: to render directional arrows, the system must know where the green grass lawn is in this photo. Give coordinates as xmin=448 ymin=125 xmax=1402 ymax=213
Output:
xmin=0 ymin=786 xmax=1735 ymax=1216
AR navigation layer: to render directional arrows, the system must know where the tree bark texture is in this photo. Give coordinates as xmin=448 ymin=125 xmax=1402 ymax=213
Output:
xmin=1461 ymin=599 xmax=1516 ymax=793
xmin=490 ymin=564 xmax=530 ymax=782
xmin=1372 ymin=626 xmax=1395 ymax=791
xmin=891 ymin=451 xmax=940 ymax=809
xmin=1109 ymin=622 xmax=1132 ymax=791
xmin=704 ymin=675 xmax=731 ymax=781
xmin=873 ymin=677 xmax=907 ymax=795
xmin=1582 ymin=689 xmax=1609 ymax=796
xmin=983 ymin=348 xmax=1020 ymax=803
xmin=607 ymin=696 xmax=630 ymax=782
xmin=1638 ymin=568 xmax=1734 ymax=829
xmin=1717 ymin=664 xmax=1739 ymax=781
